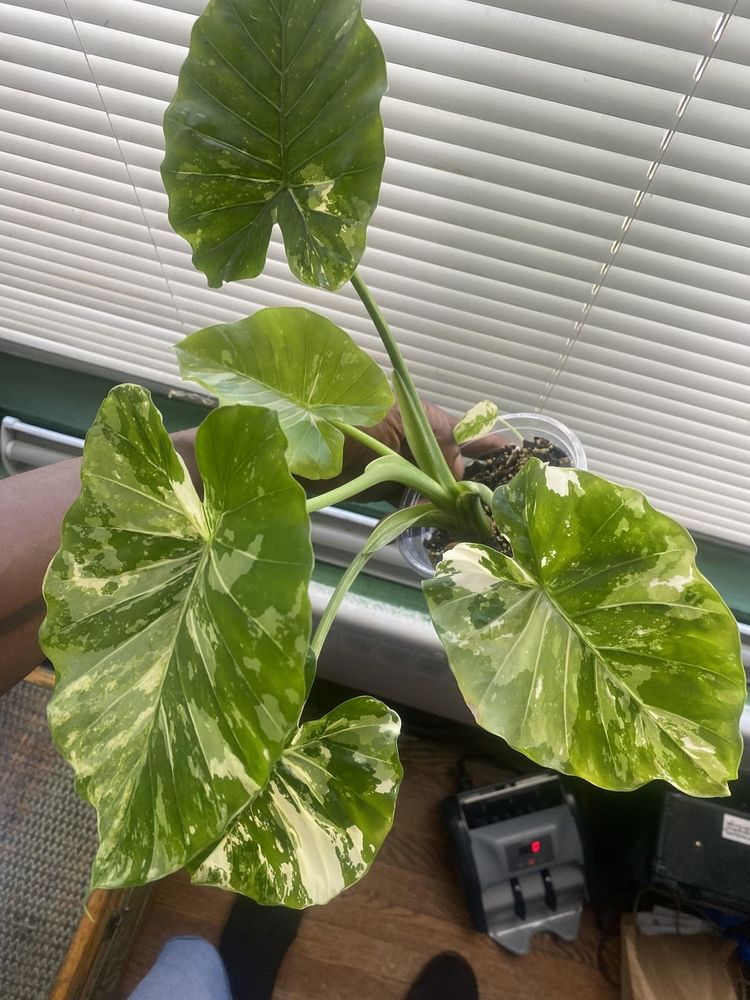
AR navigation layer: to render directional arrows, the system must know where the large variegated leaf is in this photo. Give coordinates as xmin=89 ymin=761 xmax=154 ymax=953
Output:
xmin=41 ymin=386 xmax=312 ymax=888
xmin=176 ymin=307 xmax=393 ymax=479
xmin=190 ymin=696 xmax=402 ymax=907
xmin=424 ymin=459 xmax=744 ymax=796
xmin=162 ymin=0 xmax=386 ymax=290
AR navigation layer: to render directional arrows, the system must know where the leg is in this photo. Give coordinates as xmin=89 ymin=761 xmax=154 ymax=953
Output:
xmin=219 ymin=897 xmax=303 ymax=1000
xmin=127 ymin=937 xmax=232 ymax=1000
xmin=406 ymin=952 xmax=478 ymax=1000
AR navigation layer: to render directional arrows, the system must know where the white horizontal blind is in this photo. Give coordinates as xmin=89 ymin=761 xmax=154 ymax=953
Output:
xmin=1 ymin=0 xmax=749 ymax=544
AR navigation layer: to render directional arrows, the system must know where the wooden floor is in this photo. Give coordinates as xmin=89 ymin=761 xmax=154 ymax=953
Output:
xmin=118 ymin=728 xmax=619 ymax=999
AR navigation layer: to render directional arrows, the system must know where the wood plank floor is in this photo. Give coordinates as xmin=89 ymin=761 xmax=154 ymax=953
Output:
xmin=118 ymin=727 xmax=619 ymax=999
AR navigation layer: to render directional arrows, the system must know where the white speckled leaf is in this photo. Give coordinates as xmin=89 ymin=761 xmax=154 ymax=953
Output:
xmin=190 ymin=696 xmax=402 ymax=907
xmin=162 ymin=0 xmax=386 ymax=290
xmin=176 ymin=307 xmax=393 ymax=479
xmin=424 ymin=459 xmax=744 ymax=796
xmin=41 ymin=385 xmax=312 ymax=888
xmin=453 ymin=401 xmax=499 ymax=445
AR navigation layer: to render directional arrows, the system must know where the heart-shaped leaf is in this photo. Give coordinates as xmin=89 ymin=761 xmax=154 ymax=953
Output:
xmin=162 ymin=0 xmax=387 ymax=290
xmin=190 ymin=696 xmax=402 ymax=906
xmin=176 ymin=307 xmax=393 ymax=479
xmin=42 ymin=386 xmax=313 ymax=887
xmin=424 ymin=459 xmax=744 ymax=796
xmin=453 ymin=400 xmax=499 ymax=445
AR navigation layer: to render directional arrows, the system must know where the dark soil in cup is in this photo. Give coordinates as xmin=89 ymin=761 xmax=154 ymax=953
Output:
xmin=424 ymin=436 xmax=571 ymax=567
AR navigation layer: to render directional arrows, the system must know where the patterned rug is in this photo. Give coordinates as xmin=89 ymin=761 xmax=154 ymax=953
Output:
xmin=0 ymin=679 xmax=98 ymax=999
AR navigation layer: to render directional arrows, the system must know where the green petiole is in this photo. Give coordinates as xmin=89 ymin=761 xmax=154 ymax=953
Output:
xmin=350 ymin=272 xmax=459 ymax=499
xmin=310 ymin=503 xmax=460 ymax=657
xmin=305 ymin=454 xmax=454 ymax=514
xmin=330 ymin=419 xmax=401 ymax=461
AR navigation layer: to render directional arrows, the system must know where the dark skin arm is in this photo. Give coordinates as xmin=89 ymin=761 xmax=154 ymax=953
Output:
xmin=0 ymin=407 xmax=504 ymax=695
xmin=0 ymin=430 xmax=199 ymax=694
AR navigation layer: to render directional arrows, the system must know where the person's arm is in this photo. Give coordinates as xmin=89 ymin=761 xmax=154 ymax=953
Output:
xmin=0 ymin=429 xmax=198 ymax=695
xmin=0 ymin=458 xmax=84 ymax=692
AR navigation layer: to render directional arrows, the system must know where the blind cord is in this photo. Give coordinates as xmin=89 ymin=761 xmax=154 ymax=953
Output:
xmin=538 ymin=1 xmax=741 ymax=413
xmin=62 ymin=2 xmax=192 ymax=352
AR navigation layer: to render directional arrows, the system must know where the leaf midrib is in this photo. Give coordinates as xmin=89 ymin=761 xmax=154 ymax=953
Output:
xmin=194 ymin=360 xmax=316 ymax=418
xmin=102 ymin=546 xmax=211 ymax=866
xmin=511 ymin=487 xmax=717 ymax=774
xmin=192 ymin=357 xmax=382 ymax=426
xmin=278 ymin=0 xmax=288 ymax=183
xmin=540 ymin=585 xmax=735 ymax=773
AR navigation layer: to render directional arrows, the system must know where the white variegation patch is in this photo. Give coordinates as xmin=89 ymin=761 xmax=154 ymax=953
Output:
xmin=191 ymin=697 xmax=402 ymax=907
xmin=544 ymin=465 xmax=582 ymax=497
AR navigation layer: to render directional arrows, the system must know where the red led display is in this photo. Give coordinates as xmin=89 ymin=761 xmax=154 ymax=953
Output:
xmin=531 ymin=840 xmax=542 ymax=854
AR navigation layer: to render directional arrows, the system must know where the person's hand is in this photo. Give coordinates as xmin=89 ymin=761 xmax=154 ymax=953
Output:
xmin=172 ymin=427 xmax=199 ymax=487
xmin=334 ymin=401 xmax=509 ymax=503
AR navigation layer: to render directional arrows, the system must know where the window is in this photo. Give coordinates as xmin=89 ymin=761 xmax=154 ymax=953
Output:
xmin=1 ymin=0 xmax=749 ymax=544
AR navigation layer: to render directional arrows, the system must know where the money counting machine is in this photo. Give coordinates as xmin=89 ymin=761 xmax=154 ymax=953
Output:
xmin=445 ymin=772 xmax=586 ymax=954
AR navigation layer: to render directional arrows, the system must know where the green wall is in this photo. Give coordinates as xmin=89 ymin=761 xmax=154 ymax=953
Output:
xmin=0 ymin=352 xmax=202 ymax=439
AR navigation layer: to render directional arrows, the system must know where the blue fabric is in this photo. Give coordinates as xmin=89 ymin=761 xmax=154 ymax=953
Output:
xmin=127 ymin=937 xmax=233 ymax=1000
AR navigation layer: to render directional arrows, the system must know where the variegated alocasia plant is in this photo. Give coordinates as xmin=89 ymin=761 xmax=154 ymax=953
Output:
xmin=42 ymin=0 xmax=745 ymax=907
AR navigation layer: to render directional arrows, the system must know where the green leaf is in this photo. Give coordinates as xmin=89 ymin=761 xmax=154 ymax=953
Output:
xmin=190 ymin=696 xmax=402 ymax=907
xmin=304 ymin=648 xmax=317 ymax=699
xmin=41 ymin=386 xmax=313 ymax=888
xmin=424 ymin=459 xmax=744 ymax=796
xmin=176 ymin=307 xmax=393 ymax=480
xmin=453 ymin=400 xmax=499 ymax=445
xmin=162 ymin=0 xmax=387 ymax=290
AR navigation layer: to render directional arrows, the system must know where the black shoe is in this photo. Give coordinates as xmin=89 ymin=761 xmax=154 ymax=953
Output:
xmin=219 ymin=895 xmax=303 ymax=1000
xmin=406 ymin=951 xmax=479 ymax=1000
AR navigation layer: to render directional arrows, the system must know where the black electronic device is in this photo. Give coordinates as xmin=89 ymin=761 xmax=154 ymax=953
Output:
xmin=652 ymin=781 xmax=750 ymax=912
xmin=444 ymin=772 xmax=586 ymax=954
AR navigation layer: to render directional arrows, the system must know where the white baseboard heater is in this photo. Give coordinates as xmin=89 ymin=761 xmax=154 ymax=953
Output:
xmin=1 ymin=417 xmax=86 ymax=474
xmin=3 ymin=414 xmax=748 ymax=736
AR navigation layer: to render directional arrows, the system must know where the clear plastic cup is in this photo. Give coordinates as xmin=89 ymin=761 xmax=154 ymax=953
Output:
xmin=398 ymin=412 xmax=587 ymax=579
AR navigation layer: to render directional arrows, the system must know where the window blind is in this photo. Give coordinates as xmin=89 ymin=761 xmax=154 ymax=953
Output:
xmin=1 ymin=0 xmax=748 ymax=544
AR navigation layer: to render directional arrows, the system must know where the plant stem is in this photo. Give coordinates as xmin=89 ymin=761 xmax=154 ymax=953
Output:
xmin=496 ymin=416 xmax=525 ymax=446
xmin=350 ymin=272 xmax=459 ymax=496
xmin=456 ymin=490 xmax=495 ymax=545
xmin=305 ymin=455 xmax=451 ymax=514
xmin=350 ymin=272 xmax=410 ymax=378
xmin=311 ymin=503 xmax=457 ymax=657
xmin=330 ymin=419 xmax=400 ymax=460
xmin=459 ymin=480 xmax=495 ymax=509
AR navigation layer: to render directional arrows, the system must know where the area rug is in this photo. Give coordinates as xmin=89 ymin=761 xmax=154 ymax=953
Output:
xmin=0 ymin=679 xmax=98 ymax=999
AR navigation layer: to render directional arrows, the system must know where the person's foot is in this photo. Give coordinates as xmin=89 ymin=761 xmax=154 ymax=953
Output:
xmin=406 ymin=951 xmax=478 ymax=999
xmin=219 ymin=896 xmax=303 ymax=1000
